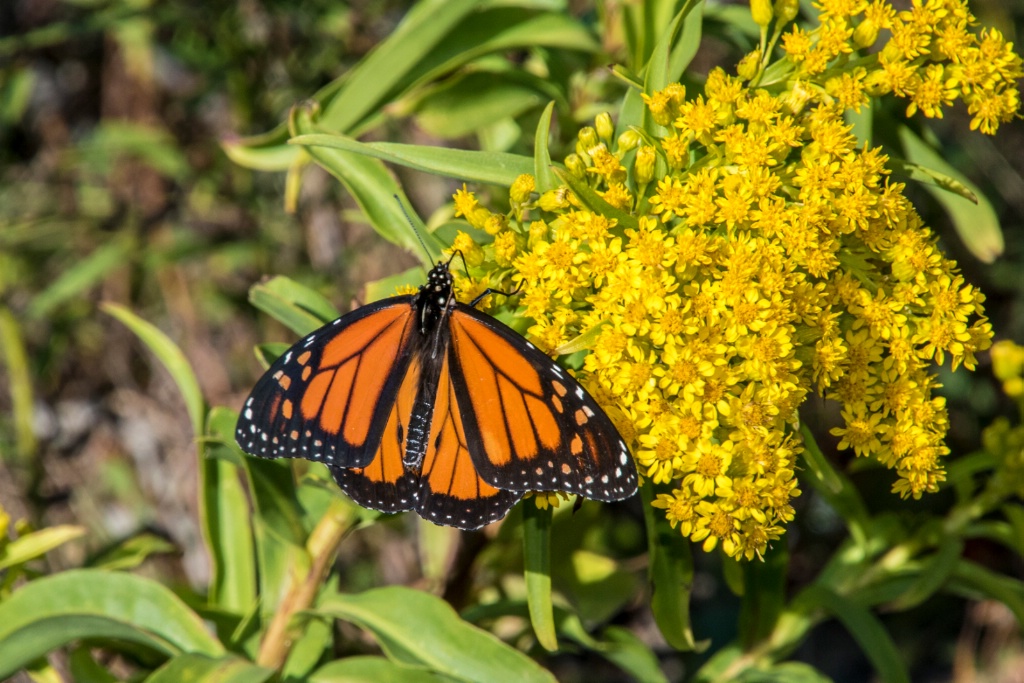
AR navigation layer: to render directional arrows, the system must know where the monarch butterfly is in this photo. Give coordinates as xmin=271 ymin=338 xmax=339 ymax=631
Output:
xmin=235 ymin=258 xmax=637 ymax=530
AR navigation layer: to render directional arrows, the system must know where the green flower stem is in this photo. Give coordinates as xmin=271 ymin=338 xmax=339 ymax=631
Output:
xmin=256 ymin=497 xmax=355 ymax=670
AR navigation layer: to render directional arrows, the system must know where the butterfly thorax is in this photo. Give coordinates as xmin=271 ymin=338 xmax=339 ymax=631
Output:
xmin=414 ymin=261 xmax=455 ymax=336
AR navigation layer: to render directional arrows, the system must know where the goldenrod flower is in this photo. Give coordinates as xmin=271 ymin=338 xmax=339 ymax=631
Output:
xmin=446 ymin=0 xmax=1016 ymax=559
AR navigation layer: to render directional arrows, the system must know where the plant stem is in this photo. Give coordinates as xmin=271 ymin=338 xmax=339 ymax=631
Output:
xmin=256 ymin=497 xmax=355 ymax=669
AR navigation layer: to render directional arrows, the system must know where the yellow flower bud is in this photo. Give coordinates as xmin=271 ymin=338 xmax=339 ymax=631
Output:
xmin=493 ymin=230 xmax=520 ymax=267
xmin=773 ymin=0 xmax=798 ymax=24
xmin=594 ymin=112 xmax=615 ymax=143
xmin=750 ymin=0 xmax=773 ymax=27
xmin=737 ymin=51 xmax=760 ymax=81
xmin=565 ymin=153 xmax=588 ymax=179
xmin=617 ymin=129 xmax=642 ymax=153
xmin=852 ymin=19 xmax=878 ymax=49
xmin=483 ymin=213 xmax=507 ymax=236
xmin=780 ymin=80 xmax=813 ymax=115
xmin=578 ymin=126 xmax=599 ymax=152
xmin=537 ymin=189 xmax=570 ymax=213
xmin=450 ymin=231 xmax=484 ymax=267
xmin=528 ymin=219 xmax=549 ymax=247
xmin=510 ymin=174 xmax=535 ymax=203
xmin=634 ymin=145 xmax=656 ymax=185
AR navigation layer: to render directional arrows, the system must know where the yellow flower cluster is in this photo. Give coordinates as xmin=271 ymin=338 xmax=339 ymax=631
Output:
xmin=775 ymin=0 xmax=1023 ymax=134
xmin=447 ymin=1 xmax=1013 ymax=559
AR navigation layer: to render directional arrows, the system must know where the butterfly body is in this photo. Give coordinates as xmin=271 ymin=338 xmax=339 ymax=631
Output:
xmin=236 ymin=260 xmax=637 ymax=529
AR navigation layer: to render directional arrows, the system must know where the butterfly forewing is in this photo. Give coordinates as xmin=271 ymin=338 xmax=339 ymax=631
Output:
xmin=447 ymin=305 xmax=637 ymax=501
xmin=235 ymin=298 xmax=417 ymax=469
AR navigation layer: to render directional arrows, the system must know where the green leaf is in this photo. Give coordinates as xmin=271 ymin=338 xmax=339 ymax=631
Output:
xmin=642 ymin=0 xmax=700 ymax=136
xmin=0 ymin=525 xmax=85 ymax=571
xmin=597 ymin=627 xmax=669 ymax=683
xmin=101 ymin=303 xmax=205 ymax=436
xmin=27 ymin=234 xmax=133 ymax=320
xmin=533 ymin=101 xmax=558 ymax=193
xmin=0 ymin=306 xmax=36 ymax=461
xmin=316 ymin=587 xmax=556 ymax=683
xmin=522 ymin=503 xmax=557 ymax=652
xmin=641 ymin=483 xmax=701 ymax=651
xmin=948 ymin=558 xmax=1024 ymax=626
xmin=799 ymin=424 xmax=871 ymax=547
xmin=222 ymin=122 xmax=297 ymax=172
xmin=739 ymin=543 xmax=788 ymax=647
xmin=553 ymin=167 xmax=639 ymax=231
xmin=290 ymin=135 xmax=534 ymax=187
xmin=248 ymin=276 xmax=340 ymax=337
xmin=87 ymin=532 xmax=177 ymax=571
xmin=146 ymin=653 xmax=274 ymax=683
xmin=68 ymin=646 xmax=118 ymax=683
xmin=0 ymin=569 xmax=224 ymax=679
xmin=292 ymin=107 xmax=444 ymax=265
xmin=364 ymin=267 xmax=427 ymax=304
xmin=736 ymin=662 xmax=834 ymax=683
xmin=887 ymin=537 xmax=963 ymax=611
xmin=667 ymin=0 xmax=704 ymax=83
xmin=798 ymin=585 xmax=909 ymax=683
xmin=309 ymin=656 xmax=448 ymax=683
xmin=201 ymin=408 xmax=258 ymax=614
xmin=897 ymin=126 xmax=1003 ymax=263
xmin=412 ymin=73 xmax=547 ymax=140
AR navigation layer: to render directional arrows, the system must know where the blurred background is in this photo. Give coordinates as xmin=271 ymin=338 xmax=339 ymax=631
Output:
xmin=1 ymin=0 xmax=1023 ymax=680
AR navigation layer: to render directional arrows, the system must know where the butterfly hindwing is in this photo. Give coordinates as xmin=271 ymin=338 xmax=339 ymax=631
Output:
xmin=331 ymin=345 xmax=520 ymax=529
xmin=235 ymin=297 xmax=417 ymax=469
xmin=446 ymin=304 xmax=637 ymax=501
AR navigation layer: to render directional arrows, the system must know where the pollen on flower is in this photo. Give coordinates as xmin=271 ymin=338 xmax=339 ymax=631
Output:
xmin=445 ymin=0 xmax=1014 ymax=558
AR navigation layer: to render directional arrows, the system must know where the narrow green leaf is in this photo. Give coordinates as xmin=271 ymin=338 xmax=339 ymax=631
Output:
xmin=248 ymin=276 xmax=339 ymax=337
xmin=290 ymin=135 xmax=534 ymax=187
xmin=799 ymin=585 xmax=909 ymax=683
xmin=86 ymin=532 xmax=176 ymax=571
xmin=68 ymin=646 xmax=118 ymax=683
xmin=897 ymin=126 xmax=1003 ymax=263
xmin=222 ymin=122 xmax=297 ymax=172
xmin=533 ymin=101 xmax=558 ymax=193
xmin=146 ymin=653 xmax=273 ymax=683
xmin=310 ymin=656 xmax=447 ymax=683
xmin=888 ymin=158 xmax=978 ymax=203
xmin=642 ymin=0 xmax=699 ymax=135
xmin=319 ymin=0 xmax=485 ymax=134
xmin=101 ymin=303 xmax=205 ymax=436
xmin=292 ymin=107 xmax=444 ymax=265
xmin=27 ymin=235 xmax=133 ymax=319
xmin=739 ymin=543 xmax=788 ymax=647
xmin=413 ymin=74 xmax=547 ymax=140
xmin=598 ymin=627 xmax=670 ymax=683
xmin=0 ymin=525 xmax=86 ymax=571
xmin=0 ymin=569 xmax=224 ymax=679
xmin=201 ymin=408 xmax=258 ymax=614
xmin=948 ymin=558 xmax=1024 ymax=626
xmin=316 ymin=587 xmax=556 ymax=683
xmin=667 ymin=0 xmax=704 ymax=82
xmin=799 ymin=424 xmax=871 ymax=547
xmin=364 ymin=267 xmax=427 ymax=304
xmin=523 ymin=503 xmax=557 ymax=652
xmin=887 ymin=538 xmax=963 ymax=611
xmin=0 ymin=306 xmax=36 ymax=460
xmin=641 ymin=483 xmax=701 ymax=651
xmin=553 ymin=167 xmax=639 ymax=231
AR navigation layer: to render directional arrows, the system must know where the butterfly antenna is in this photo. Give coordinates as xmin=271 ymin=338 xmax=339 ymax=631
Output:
xmin=394 ymin=194 xmax=435 ymax=268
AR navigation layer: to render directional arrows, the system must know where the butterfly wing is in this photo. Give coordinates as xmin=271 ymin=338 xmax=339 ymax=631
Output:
xmin=235 ymin=297 xmax=418 ymax=469
xmin=331 ymin=340 xmax=521 ymax=530
xmin=447 ymin=304 xmax=637 ymax=501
